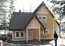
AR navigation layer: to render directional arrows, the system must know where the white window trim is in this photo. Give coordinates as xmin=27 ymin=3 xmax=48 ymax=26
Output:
xmin=15 ymin=31 xmax=25 ymax=38
xmin=15 ymin=31 xmax=20 ymax=38
xmin=38 ymin=16 xmax=47 ymax=23
xmin=20 ymin=31 xmax=25 ymax=38
xmin=43 ymin=30 xmax=49 ymax=35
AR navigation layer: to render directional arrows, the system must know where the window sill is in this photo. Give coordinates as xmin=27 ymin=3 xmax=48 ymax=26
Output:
xmin=20 ymin=36 xmax=25 ymax=38
xmin=15 ymin=37 xmax=20 ymax=38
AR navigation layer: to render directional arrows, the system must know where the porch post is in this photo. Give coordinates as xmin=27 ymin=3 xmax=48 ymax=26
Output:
xmin=39 ymin=27 xmax=40 ymax=41
xmin=26 ymin=29 xmax=28 ymax=42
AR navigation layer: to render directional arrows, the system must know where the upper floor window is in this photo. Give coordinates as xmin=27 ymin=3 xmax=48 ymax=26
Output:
xmin=38 ymin=16 xmax=47 ymax=23
xmin=39 ymin=17 xmax=42 ymax=19
xmin=43 ymin=17 xmax=46 ymax=19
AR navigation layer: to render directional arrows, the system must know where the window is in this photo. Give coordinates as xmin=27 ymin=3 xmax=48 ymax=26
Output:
xmin=16 ymin=32 xmax=19 ymax=37
xmin=43 ymin=17 xmax=46 ymax=19
xmin=38 ymin=16 xmax=47 ymax=23
xmin=39 ymin=17 xmax=42 ymax=19
xmin=15 ymin=31 xmax=24 ymax=38
xmin=20 ymin=31 xmax=25 ymax=38
xmin=43 ymin=30 xmax=49 ymax=34
xmin=21 ymin=32 xmax=23 ymax=37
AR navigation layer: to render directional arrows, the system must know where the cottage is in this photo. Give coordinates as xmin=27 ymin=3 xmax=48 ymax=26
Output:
xmin=9 ymin=2 xmax=59 ymax=42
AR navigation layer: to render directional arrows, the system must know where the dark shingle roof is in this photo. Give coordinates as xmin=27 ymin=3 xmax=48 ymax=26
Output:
xmin=9 ymin=12 xmax=33 ymax=30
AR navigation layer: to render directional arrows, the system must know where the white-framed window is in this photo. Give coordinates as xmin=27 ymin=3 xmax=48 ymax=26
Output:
xmin=38 ymin=16 xmax=47 ymax=23
xmin=43 ymin=30 xmax=49 ymax=34
xmin=15 ymin=31 xmax=25 ymax=38
xmin=20 ymin=31 xmax=25 ymax=38
xmin=15 ymin=31 xmax=19 ymax=38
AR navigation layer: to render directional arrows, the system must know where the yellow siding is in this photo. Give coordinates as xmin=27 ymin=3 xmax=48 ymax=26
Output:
xmin=41 ymin=4 xmax=58 ymax=39
xmin=54 ymin=20 xmax=58 ymax=27
xmin=36 ymin=4 xmax=56 ymax=39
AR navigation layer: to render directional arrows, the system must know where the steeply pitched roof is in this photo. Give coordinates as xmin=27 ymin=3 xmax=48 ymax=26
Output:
xmin=9 ymin=12 xmax=33 ymax=30
xmin=9 ymin=2 xmax=59 ymax=31
xmin=9 ymin=12 xmax=46 ymax=31
xmin=33 ymin=2 xmax=59 ymax=25
xmin=33 ymin=2 xmax=45 ymax=15
xmin=35 ymin=15 xmax=46 ymax=30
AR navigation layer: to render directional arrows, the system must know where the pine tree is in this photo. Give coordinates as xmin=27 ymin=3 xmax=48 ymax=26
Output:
xmin=47 ymin=0 xmax=65 ymax=36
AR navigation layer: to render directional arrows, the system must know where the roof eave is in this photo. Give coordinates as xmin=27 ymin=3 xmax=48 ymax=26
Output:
xmin=33 ymin=2 xmax=59 ymax=26
xmin=35 ymin=15 xmax=46 ymax=30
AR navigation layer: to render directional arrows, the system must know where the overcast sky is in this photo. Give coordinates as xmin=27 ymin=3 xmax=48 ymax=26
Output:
xmin=14 ymin=0 xmax=52 ymax=12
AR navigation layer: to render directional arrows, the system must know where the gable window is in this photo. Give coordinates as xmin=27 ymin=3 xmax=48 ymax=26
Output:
xmin=38 ymin=16 xmax=47 ymax=23
xmin=39 ymin=17 xmax=42 ymax=19
xmin=16 ymin=32 xmax=19 ymax=37
xmin=43 ymin=17 xmax=46 ymax=19
xmin=43 ymin=30 xmax=49 ymax=34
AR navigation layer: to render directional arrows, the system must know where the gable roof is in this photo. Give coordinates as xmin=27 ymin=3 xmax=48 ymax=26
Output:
xmin=9 ymin=12 xmax=33 ymax=30
xmin=9 ymin=12 xmax=46 ymax=31
xmin=9 ymin=2 xmax=59 ymax=31
xmin=35 ymin=15 xmax=46 ymax=30
xmin=33 ymin=2 xmax=59 ymax=25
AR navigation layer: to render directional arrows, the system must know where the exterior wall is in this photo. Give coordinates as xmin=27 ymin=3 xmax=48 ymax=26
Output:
xmin=27 ymin=17 xmax=40 ymax=28
xmin=36 ymin=5 xmax=54 ymax=39
xmin=54 ymin=20 xmax=58 ymax=27
xmin=12 ymin=31 xmax=26 ymax=41
xmin=27 ymin=17 xmax=41 ymax=40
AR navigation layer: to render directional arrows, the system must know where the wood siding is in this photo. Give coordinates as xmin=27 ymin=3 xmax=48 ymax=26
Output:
xmin=36 ymin=4 xmax=57 ymax=39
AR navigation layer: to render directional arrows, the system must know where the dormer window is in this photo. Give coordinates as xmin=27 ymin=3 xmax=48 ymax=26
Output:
xmin=38 ymin=16 xmax=47 ymax=23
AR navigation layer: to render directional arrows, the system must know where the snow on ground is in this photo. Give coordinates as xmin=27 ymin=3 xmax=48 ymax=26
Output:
xmin=61 ymin=31 xmax=65 ymax=37
xmin=40 ymin=45 xmax=51 ymax=46
xmin=49 ymin=37 xmax=65 ymax=46
xmin=34 ymin=45 xmax=52 ymax=46
xmin=49 ymin=31 xmax=65 ymax=46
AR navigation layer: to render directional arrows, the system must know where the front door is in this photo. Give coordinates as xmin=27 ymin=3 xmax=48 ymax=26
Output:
xmin=33 ymin=30 xmax=37 ymax=40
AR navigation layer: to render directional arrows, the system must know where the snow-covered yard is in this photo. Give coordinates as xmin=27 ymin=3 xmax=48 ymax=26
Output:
xmin=61 ymin=31 xmax=65 ymax=37
xmin=48 ymin=31 xmax=65 ymax=46
xmin=34 ymin=44 xmax=52 ymax=46
xmin=35 ymin=37 xmax=65 ymax=46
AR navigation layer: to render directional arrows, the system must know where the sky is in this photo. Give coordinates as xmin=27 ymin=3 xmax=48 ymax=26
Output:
xmin=14 ymin=0 xmax=52 ymax=12
xmin=14 ymin=0 xmax=65 ymax=22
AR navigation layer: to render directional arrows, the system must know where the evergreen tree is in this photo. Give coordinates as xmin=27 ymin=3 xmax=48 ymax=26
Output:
xmin=47 ymin=0 xmax=65 ymax=36
xmin=0 ymin=0 xmax=15 ymax=29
